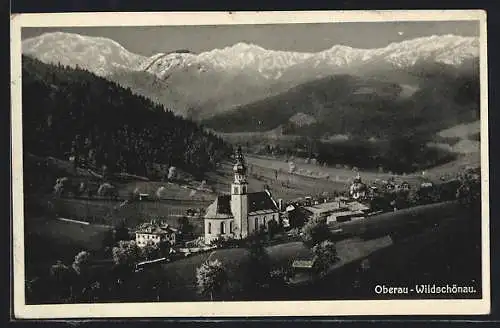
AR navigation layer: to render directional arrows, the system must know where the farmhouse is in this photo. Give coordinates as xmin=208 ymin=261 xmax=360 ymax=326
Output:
xmin=135 ymin=220 xmax=178 ymax=247
xmin=204 ymin=147 xmax=280 ymax=244
xmin=304 ymin=199 xmax=371 ymax=224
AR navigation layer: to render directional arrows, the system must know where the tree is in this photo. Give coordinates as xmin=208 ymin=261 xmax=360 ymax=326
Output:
xmin=158 ymin=239 xmax=171 ymax=258
xmin=266 ymin=218 xmax=281 ymax=240
xmin=177 ymin=216 xmax=194 ymax=241
xmin=370 ymin=194 xmax=392 ymax=212
xmin=112 ymin=240 xmax=141 ymax=268
xmin=407 ymin=189 xmax=421 ymax=207
xmin=72 ymin=251 xmax=91 ymax=276
xmin=269 ymin=267 xmax=291 ymax=288
xmin=288 ymin=208 xmax=307 ymax=229
xmin=456 ymin=168 xmax=481 ymax=209
xmin=50 ymin=261 xmax=75 ymax=301
xmin=141 ymin=242 xmax=160 ymax=261
xmin=114 ymin=220 xmax=130 ymax=243
xmin=301 ymin=216 xmax=332 ymax=247
xmin=167 ymin=166 xmax=177 ymax=180
xmin=196 ymin=259 xmax=228 ymax=301
xmin=416 ymin=184 xmax=440 ymax=204
xmin=312 ymin=240 xmax=338 ymax=276
xmin=246 ymin=240 xmax=271 ymax=289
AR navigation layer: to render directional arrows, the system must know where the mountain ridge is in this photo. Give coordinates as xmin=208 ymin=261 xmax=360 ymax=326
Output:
xmin=22 ymin=31 xmax=480 ymax=119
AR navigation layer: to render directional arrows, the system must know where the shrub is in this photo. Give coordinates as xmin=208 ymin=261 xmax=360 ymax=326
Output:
xmin=301 ymin=216 xmax=332 ymax=247
xmin=196 ymin=259 xmax=228 ymax=301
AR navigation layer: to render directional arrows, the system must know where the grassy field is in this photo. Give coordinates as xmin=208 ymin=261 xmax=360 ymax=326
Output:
xmin=33 ymin=195 xmax=209 ymax=234
xmin=24 ymin=217 xmax=114 ymax=278
xmin=245 ymin=155 xmax=424 ymax=186
xmin=205 ymin=161 xmax=349 ymax=202
xmin=25 ymin=217 xmax=113 ymax=251
xmin=244 ymin=153 xmax=480 ymax=189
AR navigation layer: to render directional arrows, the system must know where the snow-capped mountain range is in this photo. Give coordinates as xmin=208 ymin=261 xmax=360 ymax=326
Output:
xmin=22 ymin=32 xmax=146 ymax=77
xmin=22 ymin=31 xmax=479 ymax=118
xmin=23 ymin=31 xmax=478 ymax=79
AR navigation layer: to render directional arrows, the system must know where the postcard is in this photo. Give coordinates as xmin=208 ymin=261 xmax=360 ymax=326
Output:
xmin=10 ymin=10 xmax=489 ymax=318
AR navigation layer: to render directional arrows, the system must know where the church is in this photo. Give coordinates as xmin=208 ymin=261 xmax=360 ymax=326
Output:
xmin=203 ymin=148 xmax=280 ymax=244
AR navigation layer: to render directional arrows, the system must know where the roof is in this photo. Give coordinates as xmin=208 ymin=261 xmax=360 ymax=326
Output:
xmin=135 ymin=222 xmax=176 ymax=235
xmin=204 ymin=195 xmax=233 ymax=219
xmin=346 ymin=201 xmax=370 ymax=212
xmin=328 ymin=210 xmax=365 ymax=219
xmin=248 ymin=191 xmax=279 ymax=213
xmin=204 ymin=191 xmax=278 ymax=219
xmin=305 ymin=201 xmax=347 ymax=215
xmin=292 ymin=258 xmax=316 ymax=269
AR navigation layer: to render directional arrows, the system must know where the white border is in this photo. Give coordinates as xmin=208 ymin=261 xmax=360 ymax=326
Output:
xmin=11 ymin=10 xmax=490 ymax=319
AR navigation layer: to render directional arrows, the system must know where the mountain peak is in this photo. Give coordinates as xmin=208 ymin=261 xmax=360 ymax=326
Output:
xmin=210 ymin=42 xmax=267 ymax=54
xmin=22 ymin=31 xmax=146 ymax=77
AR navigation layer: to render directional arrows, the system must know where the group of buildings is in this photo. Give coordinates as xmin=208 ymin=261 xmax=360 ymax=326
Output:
xmin=133 ymin=148 xmax=379 ymax=247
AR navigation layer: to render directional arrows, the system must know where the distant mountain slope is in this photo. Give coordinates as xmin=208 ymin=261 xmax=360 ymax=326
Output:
xmin=203 ymin=60 xmax=479 ymax=139
xmin=22 ymin=32 xmax=479 ymax=119
xmin=21 ymin=55 xmax=230 ymax=178
xmin=438 ymin=120 xmax=480 ymax=139
xmin=22 ymin=31 xmax=146 ymax=76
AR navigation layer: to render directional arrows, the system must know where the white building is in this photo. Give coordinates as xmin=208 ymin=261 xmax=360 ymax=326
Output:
xmin=203 ymin=148 xmax=280 ymax=244
xmin=135 ymin=221 xmax=177 ymax=247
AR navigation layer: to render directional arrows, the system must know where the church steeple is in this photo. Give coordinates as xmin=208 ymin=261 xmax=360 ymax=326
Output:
xmin=231 ymin=146 xmax=249 ymax=239
xmin=233 ymin=146 xmax=247 ymax=184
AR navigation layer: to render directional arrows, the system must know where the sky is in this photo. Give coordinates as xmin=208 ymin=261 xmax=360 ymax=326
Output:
xmin=22 ymin=21 xmax=479 ymax=57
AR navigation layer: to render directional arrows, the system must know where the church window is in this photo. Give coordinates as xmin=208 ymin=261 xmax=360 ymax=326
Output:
xmin=255 ymin=217 xmax=259 ymax=230
xmin=220 ymin=222 xmax=225 ymax=234
xmin=229 ymin=221 xmax=233 ymax=233
xmin=242 ymin=185 xmax=247 ymax=193
xmin=263 ymin=216 xmax=267 ymax=227
xmin=233 ymin=186 xmax=238 ymax=194
xmin=208 ymin=222 xmax=211 ymax=234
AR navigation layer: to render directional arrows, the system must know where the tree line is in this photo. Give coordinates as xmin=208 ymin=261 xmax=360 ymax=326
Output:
xmin=22 ymin=55 xmax=232 ymax=179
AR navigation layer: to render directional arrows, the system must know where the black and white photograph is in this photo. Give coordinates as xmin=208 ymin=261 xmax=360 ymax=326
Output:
xmin=10 ymin=11 xmax=489 ymax=318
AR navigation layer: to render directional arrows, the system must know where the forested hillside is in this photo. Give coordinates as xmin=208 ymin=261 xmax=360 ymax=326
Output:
xmin=22 ymin=55 xmax=231 ymax=178
xmin=203 ymin=60 xmax=480 ymax=139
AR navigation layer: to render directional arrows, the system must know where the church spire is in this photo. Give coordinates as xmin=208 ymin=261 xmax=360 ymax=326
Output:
xmin=233 ymin=146 xmax=247 ymax=184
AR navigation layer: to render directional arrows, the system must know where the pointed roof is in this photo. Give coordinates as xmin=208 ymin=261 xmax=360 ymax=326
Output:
xmin=204 ymin=191 xmax=279 ymax=219
xmin=233 ymin=146 xmax=247 ymax=175
xmin=248 ymin=191 xmax=279 ymax=213
xmin=204 ymin=195 xmax=233 ymax=219
xmin=135 ymin=221 xmax=177 ymax=234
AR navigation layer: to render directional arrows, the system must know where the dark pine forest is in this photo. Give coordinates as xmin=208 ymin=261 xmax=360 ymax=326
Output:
xmin=21 ymin=55 xmax=232 ymax=178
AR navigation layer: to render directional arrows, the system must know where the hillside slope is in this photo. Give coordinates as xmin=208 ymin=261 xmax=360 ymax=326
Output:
xmin=203 ymin=60 xmax=479 ymax=139
xmin=21 ymin=55 xmax=231 ymax=178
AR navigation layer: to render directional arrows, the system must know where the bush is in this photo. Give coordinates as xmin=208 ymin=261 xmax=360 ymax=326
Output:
xmin=312 ymin=240 xmax=338 ymax=276
xmin=456 ymin=168 xmax=481 ymax=209
xmin=301 ymin=216 xmax=332 ymax=247
xmin=196 ymin=259 xmax=228 ymax=301
xmin=245 ymin=240 xmax=271 ymax=288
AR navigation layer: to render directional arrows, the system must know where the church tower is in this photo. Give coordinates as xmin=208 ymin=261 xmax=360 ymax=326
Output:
xmin=231 ymin=146 xmax=249 ymax=239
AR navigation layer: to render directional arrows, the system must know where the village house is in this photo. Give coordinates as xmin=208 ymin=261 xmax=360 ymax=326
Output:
xmin=203 ymin=147 xmax=280 ymax=244
xmin=135 ymin=220 xmax=178 ymax=247
xmin=303 ymin=198 xmax=371 ymax=224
